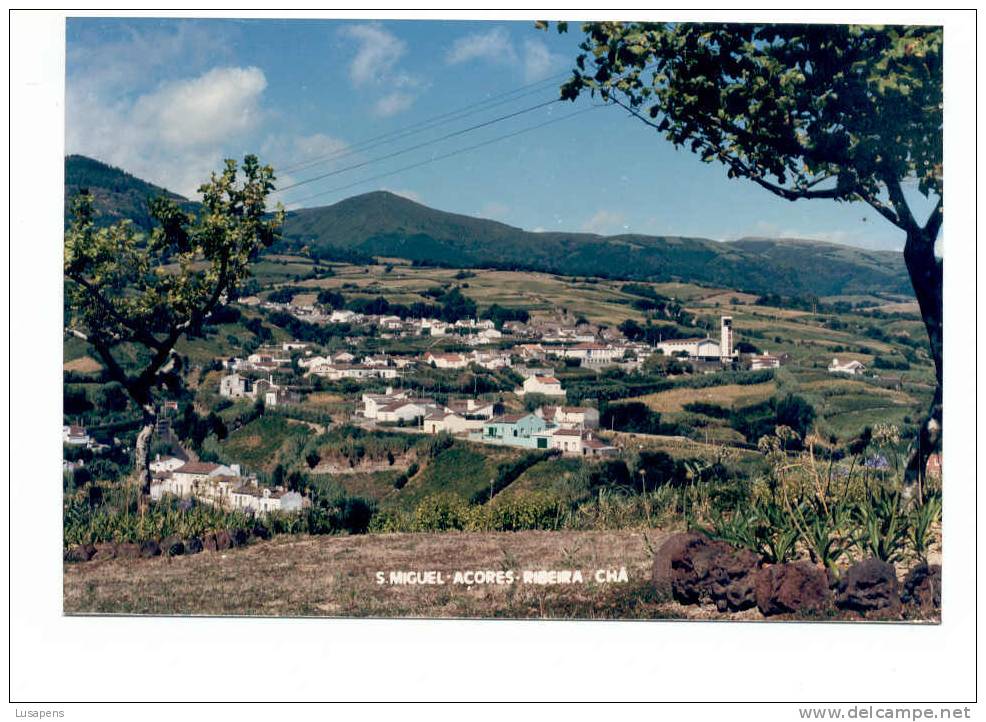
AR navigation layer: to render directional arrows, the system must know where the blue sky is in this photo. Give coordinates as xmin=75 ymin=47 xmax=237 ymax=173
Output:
xmin=66 ymin=17 xmax=934 ymax=251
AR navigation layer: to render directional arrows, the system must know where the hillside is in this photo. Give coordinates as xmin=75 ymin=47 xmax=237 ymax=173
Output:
xmin=63 ymin=155 xmax=912 ymax=297
xmin=64 ymin=155 xmax=198 ymax=231
xmin=281 ymin=191 xmax=912 ymax=297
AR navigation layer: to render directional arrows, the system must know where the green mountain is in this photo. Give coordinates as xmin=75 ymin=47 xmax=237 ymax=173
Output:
xmin=281 ymin=190 xmax=912 ymax=297
xmin=65 ymin=155 xmax=198 ymax=231
xmin=64 ymin=155 xmax=912 ymax=297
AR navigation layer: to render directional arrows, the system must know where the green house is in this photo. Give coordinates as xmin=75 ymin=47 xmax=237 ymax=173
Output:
xmin=480 ymin=413 xmax=553 ymax=449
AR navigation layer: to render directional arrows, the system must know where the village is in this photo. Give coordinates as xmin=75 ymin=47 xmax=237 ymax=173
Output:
xmin=63 ymin=271 xmax=906 ymax=525
xmin=66 ymin=272 xmax=899 ymax=518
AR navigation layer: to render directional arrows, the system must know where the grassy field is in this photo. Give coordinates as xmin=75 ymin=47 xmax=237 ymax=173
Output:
xmin=220 ymin=416 xmax=310 ymax=473
xmin=630 ymin=381 xmax=777 ymax=413
xmin=63 ymin=528 xmax=710 ymax=619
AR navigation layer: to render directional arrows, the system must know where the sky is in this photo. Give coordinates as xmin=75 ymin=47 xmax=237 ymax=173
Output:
xmin=65 ymin=17 xmax=937 ymax=252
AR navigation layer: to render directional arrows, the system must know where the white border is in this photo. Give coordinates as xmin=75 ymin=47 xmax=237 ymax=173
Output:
xmin=6 ymin=7 xmax=980 ymax=712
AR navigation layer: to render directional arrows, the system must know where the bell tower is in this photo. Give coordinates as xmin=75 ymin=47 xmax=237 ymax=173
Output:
xmin=720 ymin=316 xmax=734 ymax=361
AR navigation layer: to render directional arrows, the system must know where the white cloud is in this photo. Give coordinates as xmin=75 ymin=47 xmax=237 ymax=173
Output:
xmin=581 ymin=210 xmax=629 ymax=235
xmin=341 ymin=24 xmax=407 ymax=87
xmin=444 ymin=28 xmax=564 ymax=83
xmin=373 ymin=92 xmax=416 ymax=117
xmin=522 ymin=38 xmax=564 ymax=82
xmin=339 ymin=23 xmax=422 ymax=116
xmin=67 ymin=65 xmax=269 ymax=197
xmin=133 ymin=67 xmax=267 ymax=148
xmin=446 ymin=27 xmax=517 ymax=66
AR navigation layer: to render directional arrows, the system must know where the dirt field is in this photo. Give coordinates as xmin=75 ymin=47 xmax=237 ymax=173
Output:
xmin=63 ymin=355 xmax=103 ymax=373
xmin=63 ymin=528 xmax=726 ymax=619
xmin=630 ymin=381 xmax=777 ymax=413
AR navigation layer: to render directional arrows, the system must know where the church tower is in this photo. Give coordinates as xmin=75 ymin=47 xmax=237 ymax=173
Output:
xmin=720 ymin=316 xmax=734 ymax=362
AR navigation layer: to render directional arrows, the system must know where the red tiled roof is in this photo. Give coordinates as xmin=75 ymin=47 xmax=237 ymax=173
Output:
xmin=175 ymin=462 xmax=221 ymax=475
xmin=583 ymin=437 xmax=615 ymax=449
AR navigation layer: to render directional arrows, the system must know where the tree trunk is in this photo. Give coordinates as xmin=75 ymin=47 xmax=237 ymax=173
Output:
xmin=133 ymin=407 xmax=157 ymax=508
xmin=902 ymin=227 xmax=943 ymax=489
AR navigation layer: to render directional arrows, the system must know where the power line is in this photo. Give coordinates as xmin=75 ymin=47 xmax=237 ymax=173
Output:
xmin=275 ymin=98 xmax=560 ymax=194
xmin=281 ymin=81 xmax=564 ymax=177
xmin=277 ymin=71 xmax=571 ymax=175
xmin=288 ymin=105 xmax=599 ymax=207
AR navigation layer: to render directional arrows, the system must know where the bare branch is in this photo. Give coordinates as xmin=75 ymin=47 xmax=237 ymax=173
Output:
xmin=924 ymin=196 xmax=943 ymax=241
xmin=883 ymin=175 xmax=922 ymax=236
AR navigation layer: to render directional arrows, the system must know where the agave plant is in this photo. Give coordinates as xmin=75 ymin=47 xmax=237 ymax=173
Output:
xmin=908 ymin=489 xmax=942 ymax=563
xmin=789 ymin=495 xmax=855 ymax=572
xmin=853 ymin=484 xmax=910 ymax=564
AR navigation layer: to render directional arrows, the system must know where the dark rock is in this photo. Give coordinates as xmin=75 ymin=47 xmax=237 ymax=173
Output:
xmin=229 ymin=528 xmax=249 ymax=547
xmin=651 ymin=531 xmax=761 ymax=611
xmin=755 ymin=561 xmax=832 ymax=616
xmin=214 ymin=530 xmax=233 ymax=550
xmin=115 ymin=542 xmax=141 ymax=559
xmin=65 ymin=544 xmax=96 ymax=563
xmin=184 ymin=536 xmax=204 ymax=555
xmin=139 ymin=540 xmax=162 ymax=558
xmin=202 ymin=532 xmax=218 ymax=552
xmin=651 ymin=532 xmax=704 ymax=597
xmin=161 ymin=535 xmax=185 ymax=556
xmin=836 ymin=558 xmax=901 ymax=616
xmin=708 ymin=546 xmax=762 ymax=612
xmin=92 ymin=543 xmax=118 ymax=561
xmin=902 ymin=563 xmax=941 ymax=612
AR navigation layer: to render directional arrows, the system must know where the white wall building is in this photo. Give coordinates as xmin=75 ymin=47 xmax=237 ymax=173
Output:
xmin=518 ymin=375 xmax=566 ymax=397
xmin=829 ymin=358 xmax=867 ymax=375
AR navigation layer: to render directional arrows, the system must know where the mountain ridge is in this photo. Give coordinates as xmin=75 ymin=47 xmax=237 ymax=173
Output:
xmin=65 ymin=155 xmax=912 ymax=297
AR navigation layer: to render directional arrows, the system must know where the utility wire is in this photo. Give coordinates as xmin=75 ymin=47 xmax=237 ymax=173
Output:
xmin=288 ymin=105 xmax=599 ymax=207
xmin=277 ymin=71 xmax=571 ymax=175
xmin=281 ymin=82 xmax=563 ymax=177
xmin=275 ymin=98 xmax=560 ymax=194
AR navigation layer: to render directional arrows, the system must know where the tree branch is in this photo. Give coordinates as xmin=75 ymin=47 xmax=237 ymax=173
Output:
xmin=883 ymin=174 xmax=922 ymax=236
xmin=924 ymin=196 xmax=943 ymax=241
xmin=859 ymin=193 xmax=903 ymax=228
xmin=67 ymin=272 xmax=166 ymax=352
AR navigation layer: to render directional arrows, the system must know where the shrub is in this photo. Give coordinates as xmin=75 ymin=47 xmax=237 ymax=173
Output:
xmin=412 ymin=494 xmax=469 ymax=532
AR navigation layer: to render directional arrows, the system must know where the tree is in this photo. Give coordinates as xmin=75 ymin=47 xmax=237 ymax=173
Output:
xmin=550 ymin=22 xmax=942 ymax=479
xmin=64 ymin=155 xmax=284 ymax=501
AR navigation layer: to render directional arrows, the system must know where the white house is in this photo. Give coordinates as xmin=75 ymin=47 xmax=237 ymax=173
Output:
xmin=378 ymin=315 xmax=404 ymax=331
xmin=445 ymin=398 xmax=499 ymax=419
xmin=470 ymin=350 xmax=512 ymax=370
xmin=376 ymin=399 xmax=437 ymax=424
xmin=151 ymin=461 xmax=244 ymax=503
xmin=548 ymin=429 xmax=617 ymax=457
xmin=219 ymin=373 xmax=252 ymax=398
xmin=750 ymin=352 xmax=783 ymax=370
xmin=561 ymin=342 xmax=621 ymax=365
xmin=538 ymin=405 xmax=599 ymax=429
xmin=247 ymin=347 xmax=291 ymax=367
xmin=329 ymin=309 xmax=357 ymax=323
xmin=424 ymin=352 xmax=470 ymax=369
xmin=518 ymin=375 xmax=566 ymax=397
xmin=657 ymin=337 xmax=721 ymax=359
xmin=423 ymin=412 xmax=484 ymax=435
xmin=62 ymin=425 xmax=90 ymax=446
xmin=229 ymin=485 xmax=305 ymax=515
xmin=308 ymin=363 xmax=399 ymax=380
xmin=829 ymin=358 xmax=867 ymax=375
xmin=149 ymin=455 xmax=185 ymax=474
xmin=362 ymin=388 xmax=411 ymax=419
